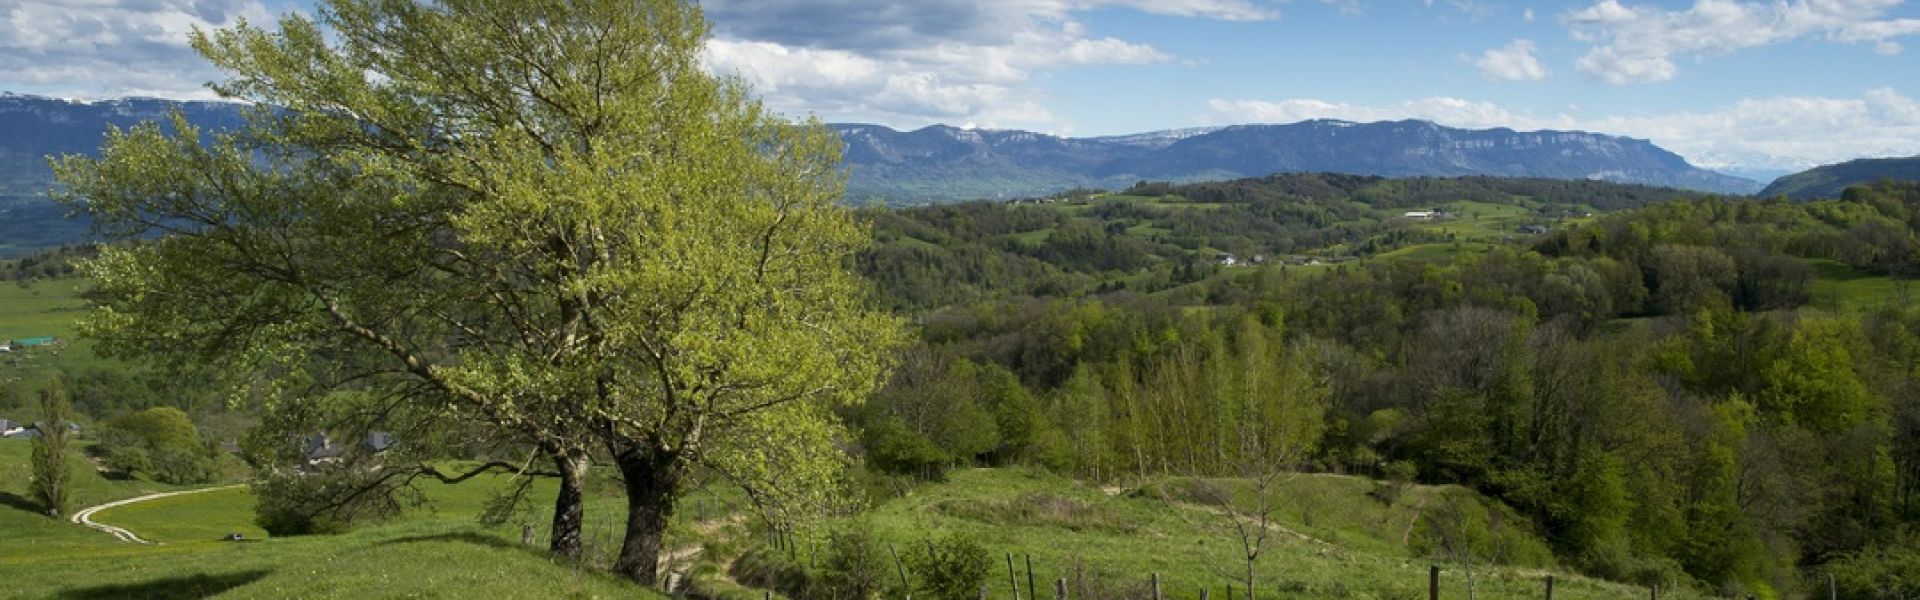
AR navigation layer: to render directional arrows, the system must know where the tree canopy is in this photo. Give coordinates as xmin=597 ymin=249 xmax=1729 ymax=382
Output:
xmin=57 ymin=0 xmax=900 ymax=583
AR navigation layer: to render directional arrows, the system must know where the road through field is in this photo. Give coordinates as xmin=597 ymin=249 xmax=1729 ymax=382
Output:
xmin=68 ymin=484 xmax=246 ymax=544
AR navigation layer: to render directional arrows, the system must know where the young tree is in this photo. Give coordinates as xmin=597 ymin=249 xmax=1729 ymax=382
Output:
xmin=30 ymin=378 xmax=73 ymax=517
xmin=58 ymin=0 xmax=900 ymax=583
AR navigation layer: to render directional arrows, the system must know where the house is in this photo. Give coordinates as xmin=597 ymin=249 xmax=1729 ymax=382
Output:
xmin=1402 ymin=211 xmax=1435 ymax=220
xmin=0 ymin=341 xmax=10 ymax=353
xmin=1216 ymin=253 xmax=1239 ymax=266
xmin=304 ymin=431 xmax=397 ymax=463
xmin=1519 ymin=224 xmax=1550 ymax=235
xmin=0 ymin=419 xmax=18 ymax=436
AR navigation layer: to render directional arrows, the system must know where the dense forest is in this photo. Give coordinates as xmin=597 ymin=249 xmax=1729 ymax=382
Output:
xmin=848 ymin=178 xmax=1920 ymax=597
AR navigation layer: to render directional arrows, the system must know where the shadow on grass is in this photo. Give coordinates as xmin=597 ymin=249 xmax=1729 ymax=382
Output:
xmin=374 ymin=531 xmax=516 ymax=550
xmin=56 ymin=570 xmax=270 ymax=600
xmin=0 ymin=490 xmax=48 ymax=515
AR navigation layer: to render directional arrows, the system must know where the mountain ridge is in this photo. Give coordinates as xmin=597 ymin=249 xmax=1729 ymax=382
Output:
xmin=1759 ymin=156 xmax=1920 ymax=200
xmin=1 ymin=93 xmax=1759 ymax=205
xmin=833 ymin=118 xmax=1761 ymax=202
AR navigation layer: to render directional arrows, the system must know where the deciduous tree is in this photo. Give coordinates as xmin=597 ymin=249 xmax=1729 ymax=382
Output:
xmin=58 ymin=0 xmax=900 ymax=583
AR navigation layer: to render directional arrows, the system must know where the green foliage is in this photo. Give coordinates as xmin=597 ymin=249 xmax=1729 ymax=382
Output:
xmin=100 ymin=406 xmax=216 ymax=484
xmin=250 ymin=467 xmax=410 ymax=536
xmin=816 ymin=520 xmax=897 ymax=600
xmin=1827 ymin=541 xmax=1920 ymax=599
xmin=903 ymin=532 xmax=993 ymax=600
xmin=29 ymin=377 xmax=72 ymax=517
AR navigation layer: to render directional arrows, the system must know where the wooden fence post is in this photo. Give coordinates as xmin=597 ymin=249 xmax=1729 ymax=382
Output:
xmin=978 ymin=586 xmax=987 ymax=600
xmin=1649 ymin=583 xmax=1658 ymax=600
xmin=1006 ymin=552 xmax=1021 ymax=600
xmin=1152 ymin=573 xmax=1161 ymax=600
xmin=888 ymin=543 xmax=910 ymax=593
xmin=1544 ymin=575 xmax=1554 ymax=600
xmin=1201 ymin=589 xmax=1210 ymax=600
xmin=1429 ymin=566 xmax=1440 ymax=600
xmin=1026 ymin=554 xmax=1036 ymax=600
xmin=1828 ymin=572 xmax=1837 ymax=600
xmin=1056 ymin=577 xmax=1067 ymax=600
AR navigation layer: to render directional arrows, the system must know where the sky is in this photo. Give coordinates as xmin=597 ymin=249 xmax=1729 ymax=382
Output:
xmin=3 ymin=1 xmax=1920 ymax=177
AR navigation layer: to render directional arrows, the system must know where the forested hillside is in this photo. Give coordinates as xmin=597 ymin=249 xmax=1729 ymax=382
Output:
xmin=1761 ymin=156 xmax=1920 ymax=200
xmin=850 ymin=177 xmax=1920 ymax=597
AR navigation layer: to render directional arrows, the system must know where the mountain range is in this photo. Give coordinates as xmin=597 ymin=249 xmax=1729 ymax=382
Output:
xmin=835 ymin=120 xmax=1764 ymax=202
xmin=2 ymin=93 xmax=1764 ymax=207
xmin=1758 ymin=156 xmax=1920 ymax=200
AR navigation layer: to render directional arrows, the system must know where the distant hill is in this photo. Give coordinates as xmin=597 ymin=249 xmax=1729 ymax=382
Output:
xmin=0 ymin=93 xmax=248 ymax=197
xmin=835 ymin=119 xmax=1762 ymax=203
xmin=0 ymin=93 xmax=1754 ymax=220
xmin=1759 ymin=156 xmax=1920 ymax=200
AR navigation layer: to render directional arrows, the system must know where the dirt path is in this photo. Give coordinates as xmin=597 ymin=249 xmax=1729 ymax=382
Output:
xmin=69 ymin=484 xmax=246 ymax=544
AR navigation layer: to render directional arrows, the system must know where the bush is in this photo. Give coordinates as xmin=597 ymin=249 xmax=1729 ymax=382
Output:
xmin=251 ymin=467 xmax=416 ymax=536
xmin=1827 ymin=542 xmax=1920 ymax=599
xmin=816 ymin=520 xmax=896 ymax=599
xmin=100 ymin=407 xmax=217 ymax=484
xmin=903 ymin=532 xmax=992 ymax=600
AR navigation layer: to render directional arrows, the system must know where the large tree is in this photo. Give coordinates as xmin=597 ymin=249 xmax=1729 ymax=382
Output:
xmin=57 ymin=0 xmax=900 ymax=583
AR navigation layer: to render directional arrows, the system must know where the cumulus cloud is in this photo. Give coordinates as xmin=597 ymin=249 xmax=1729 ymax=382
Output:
xmin=1203 ymin=88 xmax=1920 ymax=172
xmin=700 ymin=0 xmax=1269 ymax=130
xmin=1475 ymin=39 xmax=1550 ymax=81
xmin=1566 ymin=0 xmax=1920 ymax=84
xmin=0 ymin=0 xmax=284 ymax=99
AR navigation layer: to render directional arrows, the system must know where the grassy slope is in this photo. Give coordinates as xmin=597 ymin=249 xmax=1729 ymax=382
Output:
xmin=1807 ymin=259 xmax=1912 ymax=312
xmin=819 ymin=469 xmax=1681 ymax=600
xmin=0 ymin=440 xmax=667 ymax=599
xmin=0 ymin=278 xmax=116 ymax=395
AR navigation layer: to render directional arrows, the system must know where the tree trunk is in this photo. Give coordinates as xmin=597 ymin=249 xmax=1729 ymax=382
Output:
xmin=549 ymin=451 xmax=590 ymax=560
xmin=612 ymin=444 xmax=683 ymax=586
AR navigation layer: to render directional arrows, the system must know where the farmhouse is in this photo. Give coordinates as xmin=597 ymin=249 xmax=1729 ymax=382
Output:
xmin=1519 ymin=224 xmax=1550 ymax=235
xmin=0 ymin=419 xmax=18 ymax=435
xmin=304 ymin=431 xmax=398 ymax=463
xmin=1216 ymin=253 xmax=1239 ymax=266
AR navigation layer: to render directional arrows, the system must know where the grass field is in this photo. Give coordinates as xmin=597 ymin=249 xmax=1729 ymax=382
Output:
xmin=0 ymin=278 xmax=118 ymax=395
xmin=1808 ymin=259 xmax=1913 ymax=312
xmin=0 ymin=440 xmax=668 ymax=599
xmin=1 ymin=434 xmax=1683 ymax=600
xmin=784 ymin=468 xmax=1689 ymax=600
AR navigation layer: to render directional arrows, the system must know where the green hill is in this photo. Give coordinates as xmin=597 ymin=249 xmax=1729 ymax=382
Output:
xmin=0 ymin=439 xmax=666 ymax=599
xmin=1759 ymin=156 xmax=1920 ymax=199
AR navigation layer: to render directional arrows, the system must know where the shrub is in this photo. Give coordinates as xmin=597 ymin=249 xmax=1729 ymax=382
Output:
xmin=816 ymin=520 xmax=895 ymax=599
xmin=100 ymin=406 xmax=217 ymax=484
xmin=1826 ymin=542 xmax=1920 ymax=599
xmin=903 ymin=532 xmax=992 ymax=600
xmin=251 ymin=467 xmax=417 ymax=536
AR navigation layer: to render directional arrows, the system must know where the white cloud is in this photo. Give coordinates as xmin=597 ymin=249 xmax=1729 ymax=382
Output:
xmin=0 ymin=0 xmax=283 ymax=99
xmin=1524 ymin=8 xmax=1536 ymax=22
xmin=1475 ymin=39 xmax=1550 ymax=81
xmin=1203 ymin=88 xmax=1920 ymax=172
xmin=1566 ymin=0 xmax=1920 ymax=84
xmin=700 ymin=0 xmax=1256 ymax=130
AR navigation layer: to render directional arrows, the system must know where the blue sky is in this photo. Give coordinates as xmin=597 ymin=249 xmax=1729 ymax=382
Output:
xmin=4 ymin=0 xmax=1920 ymax=176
